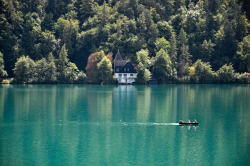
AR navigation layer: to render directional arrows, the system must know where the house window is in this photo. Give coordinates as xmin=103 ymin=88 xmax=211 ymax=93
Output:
xmin=130 ymin=74 xmax=133 ymax=76
xmin=128 ymin=68 xmax=130 ymax=71
xmin=116 ymin=68 xmax=119 ymax=72
xmin=124 ymin=74 xmax=127 ymax=77
xmin=124 ymin=68 xmax=126 ymax=72
xmin=119 ymin=74 xmax=122 ymax=77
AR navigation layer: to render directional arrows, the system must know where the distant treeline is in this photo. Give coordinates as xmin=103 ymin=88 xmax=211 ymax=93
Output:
xmin=0 ymin=0 xmax=250 ymax=84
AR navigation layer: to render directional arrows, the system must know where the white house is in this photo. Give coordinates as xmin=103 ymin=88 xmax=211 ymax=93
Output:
xmin=114 ymin=50 xmax=137 ymax=84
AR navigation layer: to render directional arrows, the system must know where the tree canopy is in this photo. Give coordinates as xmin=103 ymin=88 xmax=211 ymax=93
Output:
xmin=0 ymin=0 xmax=249 ymax=84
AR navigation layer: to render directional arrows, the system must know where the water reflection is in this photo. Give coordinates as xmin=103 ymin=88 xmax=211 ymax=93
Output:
xmin=0 ymin=84 xmax=250 ymax=165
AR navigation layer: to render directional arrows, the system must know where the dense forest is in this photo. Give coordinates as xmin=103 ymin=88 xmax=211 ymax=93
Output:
xmin=0 ymin=0 xmax=249 ymax=84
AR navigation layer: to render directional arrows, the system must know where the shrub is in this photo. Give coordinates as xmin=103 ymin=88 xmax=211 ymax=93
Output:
xmin=190 ymin=59 xmax=215 ymax=83
xmin=76 ymin=71 xmax=87 ymax=84
xmin=217 ymin=63 xmax=235 ymax=83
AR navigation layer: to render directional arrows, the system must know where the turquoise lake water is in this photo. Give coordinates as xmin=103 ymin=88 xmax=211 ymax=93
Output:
xmin=0 ymin=84 xmax=250 ymax=165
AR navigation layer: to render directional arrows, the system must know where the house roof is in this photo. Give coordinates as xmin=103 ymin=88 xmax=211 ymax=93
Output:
xmin=114 ymin=50 xmax=123 ymax=61
xmin=115 ymin=60 xmax=127 ymax=66
xmin=115 ymin=61 xmax=137 ymax=73
xmin=114 ymin=50 xmax=127 ymax=67
xmin=114 ymin=51 xmax=137 ymax=73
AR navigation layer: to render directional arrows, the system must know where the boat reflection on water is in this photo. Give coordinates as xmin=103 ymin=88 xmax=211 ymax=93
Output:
xmin=180 ymin=125 xmax=199 ymax=131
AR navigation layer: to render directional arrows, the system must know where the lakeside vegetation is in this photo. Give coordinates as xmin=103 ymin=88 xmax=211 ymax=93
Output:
xmin=0 ymin=0 xmax=250 ymax=84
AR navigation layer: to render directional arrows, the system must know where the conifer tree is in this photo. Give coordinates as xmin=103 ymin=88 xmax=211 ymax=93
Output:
xmin=58 ymin=44 xmax=69 ymax=73
xmin=169 ymin=32 xmax=178 ymax=68
xmin=178 ymin=28 xmax=187 ymax=46
xmin=178 ymin=44 xmax=192 ymax=77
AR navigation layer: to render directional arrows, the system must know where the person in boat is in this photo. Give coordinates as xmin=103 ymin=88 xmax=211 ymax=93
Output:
xmin=194 ymin=119 xmax=197 ymax=123
xmin=187 ymin=119 xmax=190 ymax=123
xmin=179 ymin=119 xmax=184 ymax=123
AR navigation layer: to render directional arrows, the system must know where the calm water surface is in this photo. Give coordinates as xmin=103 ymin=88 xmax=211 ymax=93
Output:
xmin=0 ymin=84 xmax=250 ymax=165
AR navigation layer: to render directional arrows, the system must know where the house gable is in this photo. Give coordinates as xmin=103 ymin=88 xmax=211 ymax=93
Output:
xmin=119 ymin=62 xmax=136 ymax=73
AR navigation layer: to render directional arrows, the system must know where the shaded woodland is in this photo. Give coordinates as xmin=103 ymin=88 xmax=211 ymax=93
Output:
xmin=0 ymin=0 xmax=249 ymax=84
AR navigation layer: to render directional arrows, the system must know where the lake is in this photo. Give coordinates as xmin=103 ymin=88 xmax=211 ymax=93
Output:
xmin=0 ymin=84 xmax=250 ymax=165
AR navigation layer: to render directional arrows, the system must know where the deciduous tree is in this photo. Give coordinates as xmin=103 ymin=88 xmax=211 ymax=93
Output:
xmin=95 ymin=56 xmax=113 ymax=84
xmin=135 ymin=62 xmax=151 ymax=84
xmin=153 ymin=48 xmax=172 ymax=83
xmin=136 ymin=49 xmax=151 ymax=68
xmin=0 ymin=52 xmax=7 ymax=78
xmin=13 ymin=56 xmax=36 ymax=83
xmin=217 ymin=63 xmax=235 ymax=83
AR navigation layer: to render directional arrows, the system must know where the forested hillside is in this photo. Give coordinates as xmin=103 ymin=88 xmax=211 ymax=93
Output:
xmin=0 ymin=0 xmax=249 ymax=84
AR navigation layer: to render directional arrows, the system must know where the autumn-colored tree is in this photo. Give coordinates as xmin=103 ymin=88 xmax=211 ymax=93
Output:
xmin=107 ymin=52 xmax=113 ymax=63
xmin=85 ymin=52 xmax=99 ymax=83
xmin=85 ymin=50 xmax=113 ymax=83
xmin=85 ymin=51 xmax=106 ymax=83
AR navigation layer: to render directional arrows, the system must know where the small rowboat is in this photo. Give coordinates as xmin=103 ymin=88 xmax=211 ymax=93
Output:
xmin=179 ymin=122 xmax=199 ymax=125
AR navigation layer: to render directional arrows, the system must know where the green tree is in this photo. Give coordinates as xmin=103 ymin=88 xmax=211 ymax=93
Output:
xmin=54 ymin=18 xmax=79 ymax=55
xmin=41 ymin=12 xmax=54 ymax=31
xmin=79 ymin=0 xmax=98 ymax=21
xmin=201 ymin=39 xmax=215 ymax=62
xmin=155 ymin=37 xmax=170 ymax=54
xmin=190 ymin=59 xmax=214 ymax=83
xmin=0 ymin=0 xmax=19 ymax=76
xmin=174 ymin=0 xmax=186 ymax=11
xmin=169 ymin=32 xmax=178 ymax=66
xmin=152 ymin=49 xmax=172 ymax=83
xmin=36 ymin=58 xmax=49 ymax=83
xmin=57 ymin=44 xmax=69 ymax=82
xmin=0 ymin=52 xmax=7 ymax=78
xmin=157 ymin=21 xmax=173 ymax=39
xmin=64 ymin=62 xmax=79 ymax=83
xmin=13 ymin=56 xmax=36 ymax=83
xmin=76 ymin=71 xmax=87 ymax=84
xmin=178 ymin=28 xmax=187 ymax=46
xmin=46 ymin=56 xmax=57 ymax=83
xmin=178 ymin=44 xmax=192 ymax=77
xmin=217 ymin=63 xmax=235 ymax=83
xmin=21 ymin=12 xmax=42 ymax=60
xmin=57 ymin=44 xmax=69 ymax=73
xmin=95 ymin=56 xmax=113 ymax=84
xmin=57 ymin=44 xmax=79 ymax=83
xmin=204 ymin=0 xmax=221 ymax=13
xmin=35 ymin=57 xmax=57 ymax=83
xmin=48 ymin=52 xmax=55 ymax=63
xmin=136 ymin=49 xmax=151 ymax=68
xmin=45 ymin=0 xmax=70 ymax=19
xmin=135 ymin=62 xmax=151 ymax=84
xmin=40 ymin=30 xmax=57 ymax=57
xmin=236 ymin=35 xmax=250 ymax=72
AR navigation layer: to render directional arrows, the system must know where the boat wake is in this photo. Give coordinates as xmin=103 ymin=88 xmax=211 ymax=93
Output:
xmin=120 ymin=122 xmax=180 ymax=126
xmin=52 ymin=122 xmax=180 ymax=126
